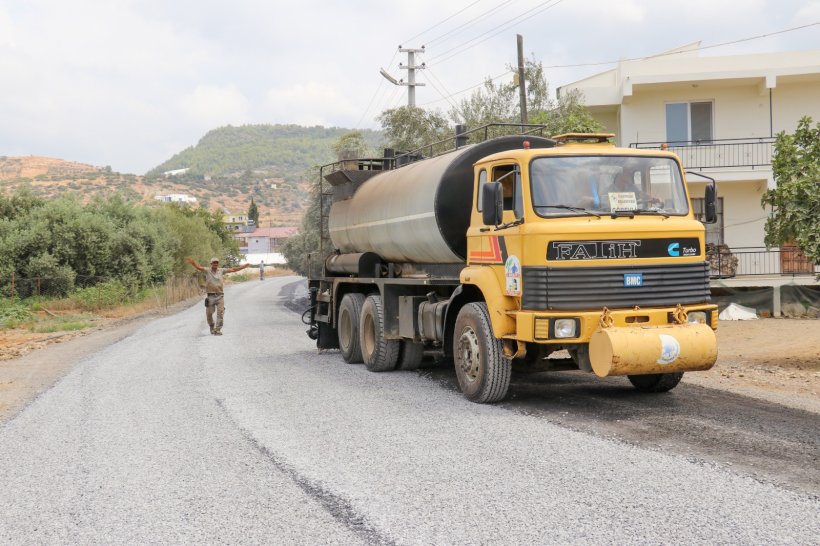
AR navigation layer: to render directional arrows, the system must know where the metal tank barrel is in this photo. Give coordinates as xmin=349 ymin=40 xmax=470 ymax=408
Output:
xmin=328 ymin=135 xmax=555 ymax=264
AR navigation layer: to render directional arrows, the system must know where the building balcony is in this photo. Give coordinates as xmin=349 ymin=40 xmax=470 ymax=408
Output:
xmin=631 ymin=137 xmax=775 ymax=170
xmin=708 ymin=245 xmax=818 ymax=279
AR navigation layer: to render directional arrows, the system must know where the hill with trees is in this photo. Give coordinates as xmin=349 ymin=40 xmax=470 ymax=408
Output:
xmin=148 ymin=124 xmax=383 ymax=180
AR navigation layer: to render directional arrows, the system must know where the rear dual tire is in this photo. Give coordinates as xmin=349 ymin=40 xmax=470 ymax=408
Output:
xmin=338 ymin=293 xmax=365 ymax=363
xmin=361 ymin=294 xmax=400 ymax=372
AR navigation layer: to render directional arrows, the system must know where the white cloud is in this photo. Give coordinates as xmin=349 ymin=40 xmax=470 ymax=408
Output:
xmin=264 ymin=82 xmax=360 ymax=127
xmin=179 ymin=84 xmax=251 ymax=129
xmin=0 ymin=0 xmax=817 ymax=173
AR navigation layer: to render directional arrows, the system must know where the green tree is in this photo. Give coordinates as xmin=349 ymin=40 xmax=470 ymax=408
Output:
xmin=248 ymin=198 xmax=259 ymax=226
xmin=376 ymin=106 xmax=451 ymax=152
xmin=449 ymin=58 xmax=603 ymax=137
xmin=761 ymin=116 xmax=820 ymax=265
xmin=332 ymin=131 xmax=372 ymax=160
xmin=281 ymin=168 xmax=326 ymax=277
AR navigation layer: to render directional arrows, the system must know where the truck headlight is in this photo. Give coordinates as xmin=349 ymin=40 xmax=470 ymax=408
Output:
xmin=687 ymin=311 xmax=707 ymax=324
xmin=554 ymin=318 xmax=578 ymax=338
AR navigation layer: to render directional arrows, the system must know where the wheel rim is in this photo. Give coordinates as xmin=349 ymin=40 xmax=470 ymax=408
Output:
xmin=457 ymin=326 xmax=481 ymax=383
xmin=339 ymin=309 xmax=352 ymax=351
xmin=363 ymin=313 xmax=375 ymax=358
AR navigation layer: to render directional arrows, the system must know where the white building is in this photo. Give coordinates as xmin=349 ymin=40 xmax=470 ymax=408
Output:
xmin=558 ymin=44 xmax=820 ymax=253
xmin=162 ymin=167 xmax=190 ymax=177
xmin=154 ymin=193 xmax=198 ymax=204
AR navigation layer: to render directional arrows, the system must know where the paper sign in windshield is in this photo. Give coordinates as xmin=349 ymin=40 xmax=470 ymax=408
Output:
xmin=609 ymin=192 xmax=637 ymax=211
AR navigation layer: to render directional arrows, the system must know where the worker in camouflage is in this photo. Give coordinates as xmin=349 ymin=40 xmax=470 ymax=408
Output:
xmin=186 ymin=256 xmax=249 ymax=335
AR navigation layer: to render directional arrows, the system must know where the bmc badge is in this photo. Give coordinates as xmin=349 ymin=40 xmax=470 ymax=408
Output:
xmin=505 ymin=256 xmax=522 ymax=296
xmin=623 ymin=273 xmax=643 ymax=287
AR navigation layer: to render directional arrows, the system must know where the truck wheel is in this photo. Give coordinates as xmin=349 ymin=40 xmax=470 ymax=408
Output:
xmin=360 ymin=294 xmax=400 ymax=372
xmin=453 ymin=302 xmax=511 ymax=403
xmin=628 ymin=372 xmax=684 ymax=393
xmin=397 ymin=341 xmax=424 ymax=370
xmin=338 ymin=293 xmax=365 ymax=363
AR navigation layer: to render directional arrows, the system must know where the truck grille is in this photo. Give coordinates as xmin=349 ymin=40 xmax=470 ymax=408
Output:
xmin=522 ymin=262 xmax=711 ymax=311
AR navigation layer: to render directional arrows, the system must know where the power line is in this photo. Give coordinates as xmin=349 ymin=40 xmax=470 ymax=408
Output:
xmin=424 ymin=0 xmax=517 ymax=47
xmin=355 ymin=51 xmax=400 ymax=129
xmin=424 ymin=66 xmax=462 ymax=112
xmin=418 ymin=20 xmax=820 ymax=107
xmin=418 ymin=68 xmax=514 ymax=107
xmin=427 ymin=0 xmax=566 ymax=64
xmin=541 ymin=20 xmax=820 ymax=69
xmin=402 ymin=0 xmax=483 ymax=45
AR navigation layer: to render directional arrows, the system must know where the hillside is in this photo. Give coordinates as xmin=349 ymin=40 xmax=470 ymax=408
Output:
xmin=148 ymin=124 xmax=383 ymax=179
xmin=1 ymin=124 xmax=384 ymax=225
xmin=0 ymin=156 xmax=307 ymax=225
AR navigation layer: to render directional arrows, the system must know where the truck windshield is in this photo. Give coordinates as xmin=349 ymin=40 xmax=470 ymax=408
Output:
xmin=530 ymin=155 xmax=689 ymax=217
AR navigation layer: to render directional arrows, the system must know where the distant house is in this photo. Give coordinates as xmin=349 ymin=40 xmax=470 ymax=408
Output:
xmin=223 ymin=211 xmax=251 ymax=231
xmin=237 ymin=226 xmax=299 ymax=265
xmin=154 ymin=193 xmax=197 ymax=204
xmin=162 ymin=167 xmax=190 ymax=177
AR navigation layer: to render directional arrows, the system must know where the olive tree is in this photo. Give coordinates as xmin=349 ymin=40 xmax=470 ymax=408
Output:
xmin=761 ymin=116 xmax=820 ymax=265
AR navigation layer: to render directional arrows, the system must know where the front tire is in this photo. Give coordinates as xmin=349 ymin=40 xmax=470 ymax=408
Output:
xmin=453 ymin=302 xmax=511 ymax=403
xmin=360 ymin=294 xmax=400 ymax=372
xmin=338 ymin=293 xmax=365 ymax=363
xmin=628 ymin=372 xmax=684 ymax=393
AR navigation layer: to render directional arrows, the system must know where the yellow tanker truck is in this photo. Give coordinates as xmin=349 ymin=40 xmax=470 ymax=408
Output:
xmin=306 ymin=126 xmax=718 ymax=403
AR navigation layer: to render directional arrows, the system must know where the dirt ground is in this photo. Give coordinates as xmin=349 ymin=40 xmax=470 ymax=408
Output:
xmin=1 ymin=309 xmax=819 ymax=422
xmin=683 ymin=318 xmax=820 ymax=412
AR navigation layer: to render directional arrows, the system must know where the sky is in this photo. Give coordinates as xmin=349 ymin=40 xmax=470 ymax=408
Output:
xmin=1 ymin=0 xmax=818 ymax=174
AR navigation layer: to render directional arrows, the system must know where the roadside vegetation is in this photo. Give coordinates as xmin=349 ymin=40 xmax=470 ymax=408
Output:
xmin=0 ymin=191 xmax=240 ymax=333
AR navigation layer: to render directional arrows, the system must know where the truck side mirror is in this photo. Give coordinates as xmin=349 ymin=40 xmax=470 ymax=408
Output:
xmin=704 ymin=184 xmax=717 ymax=224
xmin=482 ymin=182 xmax=503 ymax=226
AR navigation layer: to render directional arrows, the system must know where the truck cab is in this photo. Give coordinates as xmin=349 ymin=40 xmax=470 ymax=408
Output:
xmin=458 ymin=134 xmax=717 ymax=392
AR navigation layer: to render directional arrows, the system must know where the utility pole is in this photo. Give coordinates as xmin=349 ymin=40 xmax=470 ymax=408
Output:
xmin=380 ymin=46 xmax=426 ymax=107
xmin=516 ymin=34 xmax=528 ymax=127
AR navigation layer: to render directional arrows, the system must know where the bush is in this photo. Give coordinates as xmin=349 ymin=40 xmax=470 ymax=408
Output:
xmin=0 ymin=300 xmax=33 ymax=329
xmin=71 ymin=279 xmax=132 ymax=310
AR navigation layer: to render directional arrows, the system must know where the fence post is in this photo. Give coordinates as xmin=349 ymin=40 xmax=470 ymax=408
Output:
xmin=10 ymin=271 xmax=14 ymax=299
xmin=36 ymin=277 xmax=41 ymax=298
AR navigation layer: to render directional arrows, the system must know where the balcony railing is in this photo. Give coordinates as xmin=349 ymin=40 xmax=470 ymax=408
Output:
xmin=708 ymin=246 xmax=819 ymax=278
xmin=631 ymin=137 xmax=775 ymax=169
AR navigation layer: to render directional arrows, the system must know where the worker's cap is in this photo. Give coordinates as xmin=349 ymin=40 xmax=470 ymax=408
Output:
xmin=210 ymin=257 xmax=219 ymax=264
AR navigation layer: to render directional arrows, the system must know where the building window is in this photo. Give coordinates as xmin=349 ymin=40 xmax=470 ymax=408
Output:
xmin=666 ymin=101 xmax=713 ymax=143
xmin=691 ymin=197 xmax=724 ymax=246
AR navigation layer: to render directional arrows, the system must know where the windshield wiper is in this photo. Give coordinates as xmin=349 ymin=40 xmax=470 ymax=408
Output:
xmin=633 ymin=208 xmax=671 ymax=218
xmin=535 ymin=205 xmax=601 ymax=218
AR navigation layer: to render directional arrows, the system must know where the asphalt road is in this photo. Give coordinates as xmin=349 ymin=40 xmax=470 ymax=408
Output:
xmin=1 ymin=276 xmax=818 ymax=545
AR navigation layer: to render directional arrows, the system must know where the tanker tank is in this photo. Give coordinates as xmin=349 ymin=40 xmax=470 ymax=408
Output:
xmin=328 ymin=135 xmax=555 ymax=264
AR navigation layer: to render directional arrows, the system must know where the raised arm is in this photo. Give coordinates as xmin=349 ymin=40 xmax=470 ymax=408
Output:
xmin=225 ymin=263 xmax=250 ymax=274
xmin=185 ymin=256 xmax=206 ymax=272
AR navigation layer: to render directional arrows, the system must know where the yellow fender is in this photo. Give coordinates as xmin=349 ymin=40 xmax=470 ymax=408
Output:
xmin=460 ymin=266 xmax=517 ymax=337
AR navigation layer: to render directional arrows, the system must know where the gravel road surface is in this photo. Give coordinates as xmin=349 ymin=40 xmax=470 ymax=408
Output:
xmin=1 ymin=276 xmax=818 ymax=545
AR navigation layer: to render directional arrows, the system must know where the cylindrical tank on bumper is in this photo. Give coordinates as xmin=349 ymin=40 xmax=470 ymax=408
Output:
xmin=589 ymin=323 xmax=717 ymax=377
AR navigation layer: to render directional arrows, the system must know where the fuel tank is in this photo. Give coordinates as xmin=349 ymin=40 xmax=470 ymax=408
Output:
xmin=328 ymin=135 xmax=555 ymax=264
